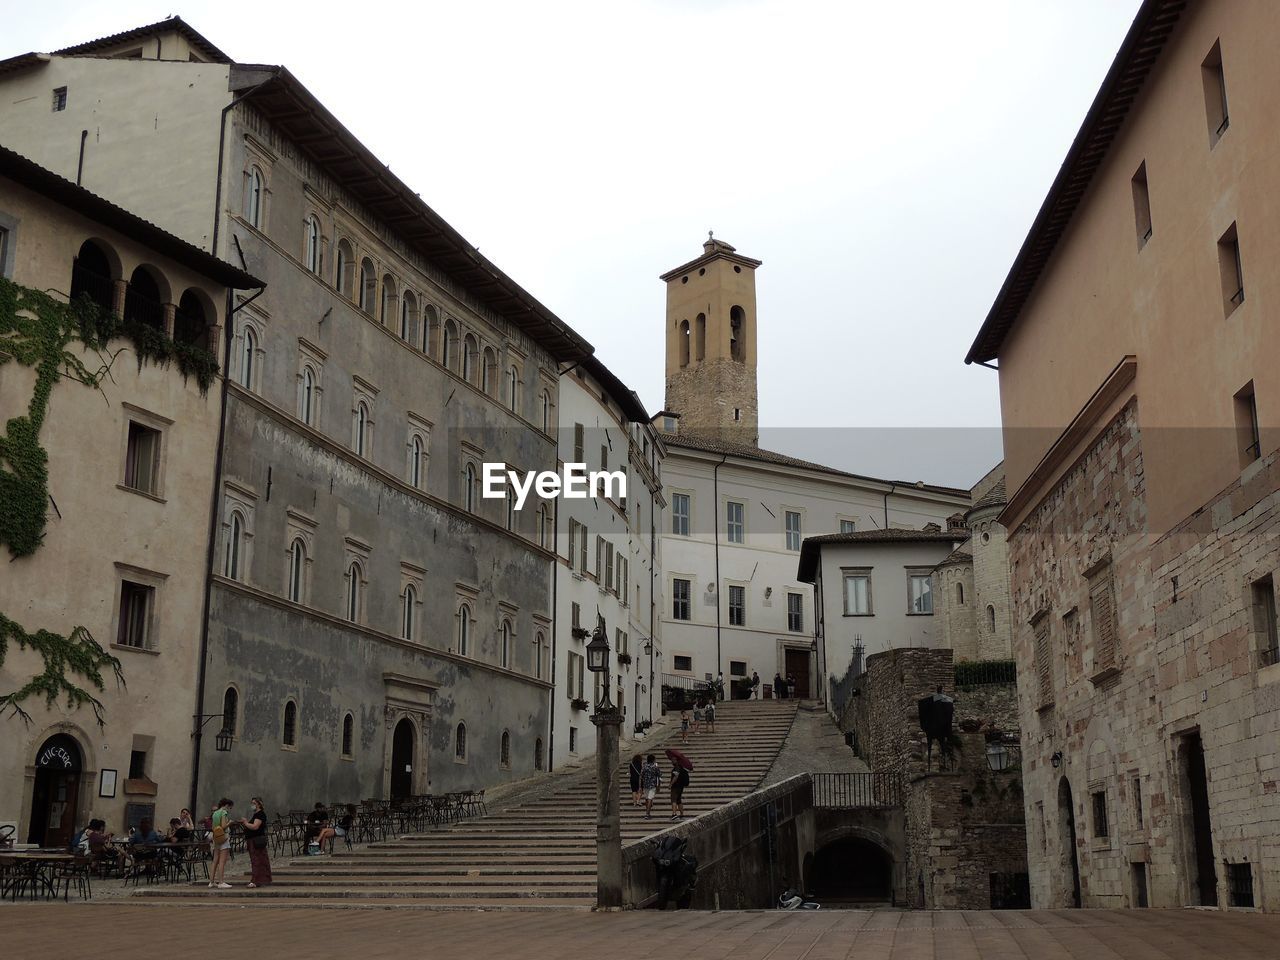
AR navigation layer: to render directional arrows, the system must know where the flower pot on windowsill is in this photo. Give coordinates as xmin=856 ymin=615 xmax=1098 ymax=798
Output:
xmin=617 ymin=653 xmax=632 ymax=666
xmin=571 ymin=627 xmax=590 ymax=641
xmin=571 ymin=698 xmax=590 ymax=711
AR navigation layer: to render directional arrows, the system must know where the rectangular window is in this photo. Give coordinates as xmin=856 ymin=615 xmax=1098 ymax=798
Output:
xmin=124 ymin=421 xmax=161 ymax=494
xmin=1034 ymin=616 xmax=1053 ymax=707
xmin=1132 ymin=161 xmax=1152 ymax=247
xmin=785 ymin=511 xmax=802 ymax=551
xmin=1089 ymin=561 xmax=1118 ymax=675
xmin=729 ymin=660 xmax=747 ymax=677
xmin=600 ymin=444 xmax=607 ymax=471
xmin=672 ymin=578 xmax=691 ymax=621
xmin=843 ymin=573 xmax=871 ymax=615
xmin=52 ymin=86 xmax=67 ymax=111
xmin=1132 ymin=775 xmax=1144 ymax=828
xmin=1219 ymin=222 xmax=1244 ymax=315
xmin=1202 ymin=40 xmax=1230 ymax=145
xmin=566 ymin=651 xmax=584 ymax=700
xmin=128 ymin=750 xmax=147 ymax=780
xmin=908 ymin=575 xmax=933 ymax=615
xmin=726 ymin=501 xmax=745 ymax=544
xmin=578 ymin=523 xmax=588 ymax=572
xmin=571 ymin=602 xmax=581 ymax=630
xmin=1092 ymin=789 xmax=1109 ymax=838
xmin=728 ymin=584 xmax=745 ymax=626
xmin=568 ymin=726 xmax=578 ymax=753
xmin=604 ymin=541 xmax=615 ymax=592
xmin=595 ymin=535 xmax=605 ymax=581
xmin=1235 ymin=381 xmax=1261 ymax=467
xmin=839 ymin=519 xmax=856 ymax=534
xmin=573 ymin=423 xmax=584 ymax=464
xmin=117 ymin=580 xmax=154 ymax=649
xmin=1228 ymin=862 xmax=1255 ymax=908
xmin=617 ymin=557 xmax=628 ymax=603
xmin=787 ymin=592 xmax=804 ymax=632
xmin=568 ymin=520 xmax=579 ymax=571
xmin=1252 ymin=575 xmax=1279 ymax=667
xmin=672 ymin=493 xmax=690 ymax=536
xmin=673 ymin=654 xmax=693 ymax=672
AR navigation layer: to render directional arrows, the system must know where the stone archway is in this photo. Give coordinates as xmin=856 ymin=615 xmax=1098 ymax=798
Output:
xmin=21 ymin=724 xmax=96 ymax=849
xmin=1057 ymin=776 xmax=1082 ymax=908
xmin=811 ymin=835 xmax=895 ymax=903
xmin=381 ymin=674 xmax=436 ymax=799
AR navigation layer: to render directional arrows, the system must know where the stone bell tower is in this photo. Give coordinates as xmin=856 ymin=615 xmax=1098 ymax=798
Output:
xmin=661 ymin=234 xmax=762 ymax=446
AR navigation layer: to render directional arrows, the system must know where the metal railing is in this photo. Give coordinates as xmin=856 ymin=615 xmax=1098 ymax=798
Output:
xmin=661 ymin=673 xmax=710 ymax=693
xmin=954 ymin=659 xmax=1017 ymax=687
xmin=811 ymin=772 xmax=901 ymax=809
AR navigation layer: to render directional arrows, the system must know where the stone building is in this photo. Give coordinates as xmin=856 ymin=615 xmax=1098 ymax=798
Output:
xmin=657 ymin=238 xmax=969 ymax=700
xmin=967 ymin=0 xmax=1280 ymax=911
xmin=0 ymin=146 xmax=258 ymax=845
xmin=552 ymin=354 xmax=665 ymax=765
xmin=931 ymin=465 xmax=1014 ymax=663
xmin=0 ymin=19 xmax=595 ymax=810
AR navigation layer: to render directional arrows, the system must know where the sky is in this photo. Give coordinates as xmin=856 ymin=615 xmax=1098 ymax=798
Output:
xmin=7 ymin=1 xmax=1145 ymax=488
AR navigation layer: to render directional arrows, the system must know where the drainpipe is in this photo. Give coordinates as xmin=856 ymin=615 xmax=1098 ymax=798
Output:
xmin=883 ymin=483 xmax=896 ymax=530
xmin=712 ymin=453 xmax=728 ymax=682
xmin=649 ymin=493 xmax=656 ymax=723
xmin=189 ymin=282 xmax=265 ymax=814
xmin=75 ymin=130 xmax=88 ymax=185
xmin=548 ymin=493 xmax=560 ymax=772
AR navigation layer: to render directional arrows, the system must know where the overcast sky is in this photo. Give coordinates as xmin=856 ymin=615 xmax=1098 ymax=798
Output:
xmin=8 ymin=1 xmax=1143 ymax=488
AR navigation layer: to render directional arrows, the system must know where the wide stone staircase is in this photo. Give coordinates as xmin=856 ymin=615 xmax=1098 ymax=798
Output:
xmin=138 ymin=699 xmax=798 ymax=908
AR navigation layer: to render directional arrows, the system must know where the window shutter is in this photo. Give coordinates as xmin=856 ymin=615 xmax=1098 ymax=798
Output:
xmin=1034 ymin=618 xmax=1052 ymax=706
xmin=1090 ymin=565 xmax=1117 ymax=670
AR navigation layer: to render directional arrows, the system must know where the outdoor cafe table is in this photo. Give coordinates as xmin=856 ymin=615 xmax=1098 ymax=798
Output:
xmin=0 ymin=851 xmax=75 ymax=900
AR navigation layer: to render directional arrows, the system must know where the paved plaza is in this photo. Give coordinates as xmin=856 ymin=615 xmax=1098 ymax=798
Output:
xmin=2 ymin=905 xmax=1278 ymax=960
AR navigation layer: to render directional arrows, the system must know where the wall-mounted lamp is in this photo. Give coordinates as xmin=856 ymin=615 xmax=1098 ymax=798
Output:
xmin=1051 ymin=751 xmax=1064 ymax=769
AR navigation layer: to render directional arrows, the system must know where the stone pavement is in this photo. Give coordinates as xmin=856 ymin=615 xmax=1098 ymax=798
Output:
xmin=3 ymin=905 xmax=1279 ymax=960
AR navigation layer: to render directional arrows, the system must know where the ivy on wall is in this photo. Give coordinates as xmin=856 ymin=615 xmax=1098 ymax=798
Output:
xmin=0 ymin=275 xmax=220 ymax=723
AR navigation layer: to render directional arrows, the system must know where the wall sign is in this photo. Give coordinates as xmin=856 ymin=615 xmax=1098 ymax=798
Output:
xmin=99 ymin=769 xmax=117 ymax=799
xmin=37 ymin=744 xmax=76 ymax=769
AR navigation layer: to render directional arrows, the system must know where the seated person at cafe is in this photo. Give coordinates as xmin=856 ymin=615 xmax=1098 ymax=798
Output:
xmin=305 ymin=802 xmax=336 ymax=854
xmin=129 ymin=818 xmax=164 ymax=860
xmin=86 ymin=819 xmax=126 ymax=869
xmin=166 ymin=817 xmax=193 ymax=842
xmin=334 ymin=804 xmax=356 ymax=845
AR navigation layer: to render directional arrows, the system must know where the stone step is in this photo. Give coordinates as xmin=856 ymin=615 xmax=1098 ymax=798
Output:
xmin=138 ymin=885 xmax=592 ymax=900
xmin=262 ymin=875 xmax=594 ymax=888
xmin=126 ymin=896 xmax=595 ymax=911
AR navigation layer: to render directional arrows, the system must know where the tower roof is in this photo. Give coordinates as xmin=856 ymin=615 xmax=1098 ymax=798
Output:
xmin=659 ymin=236 xmax=762 ymax=282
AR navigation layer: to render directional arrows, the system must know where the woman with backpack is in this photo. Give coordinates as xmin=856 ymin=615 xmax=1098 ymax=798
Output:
xmin=240 ymin=797 xmax=271 ymax=888
xmin=208 ymin=798 xmax=234 ymax=889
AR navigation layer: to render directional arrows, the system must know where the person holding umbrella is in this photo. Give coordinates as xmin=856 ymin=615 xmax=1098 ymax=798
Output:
xmin=665 ymin=748 xmax=692 ymax=822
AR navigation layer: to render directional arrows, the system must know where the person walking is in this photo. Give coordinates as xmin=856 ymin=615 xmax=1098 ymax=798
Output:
xmin=209 ymin=798 xmax=234 ymax=889
xmin=691 ymin=701 xmax=703 ymax=734
xmin=640 ymin=754 xmax=662 ymax=820
xmin=704 ymin=698 xmax=716 ymax=733
xmin=751 ymin=671 xmax=760 ymax=699
xmin=666 ymin=750 xmax=690 ymax=822
xmin=679 ymin=708 xmax=690 ymax=743
xmin=629 ymin=754 xmax=644 ymax=808
xmin=787 ymin=673 xmax=798 ymax=700
xmin=240 ymin=797 xmax=272 ymax=888
xmin=774 ymin=672 xmax=785 ymax=700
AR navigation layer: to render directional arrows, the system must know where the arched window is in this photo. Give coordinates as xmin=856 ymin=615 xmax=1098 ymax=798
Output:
xmin=221 ymin=687 xmax=238 ymax=737
xmin=422 ymin=304 xmax=439 ymax=356
xmin=540 ymin=391 xmax=551 ymax=433
xmin=678 ymin=319 xmax=690 ymax=367
xmin=353 ymin=401 xmax=370 ymax=457
xmin=400 ymin=290 xmax=417 ymax=343
xmin=506 ymin=365 xmax=519 ymax=412
xmin=70 ymin=239 xmax=117 ymax=315
xmin=462 ymin=334 xmax=478 ymax=383
xmin=956 ymin=582 xmax=965 ymax=605
xmin=500 ymin=619 xmax=512 ymax=668
xmin=695 ymin=313 xmax=706 ymax=360
xmin=505 ymin=490 xmax=516 ymax=531
xmin=442 ymin=320 xmax=459 ymax=371
xmin=124 ymin=265 xmax=165 ymax=331
xmin=304 ymin=215 xmax=322 ymax=274
xmin=239 ymin=326 xmax=256 ymax=390
xmin=987 ymin=604 xmax=996 ymax=632
xmin=341 ymin=713 xmax=354 ymax=757
xmin=457 ymin=603 xmax=471 ymax=655
xmin=464 ymin=463 xmax=477 ymax=512
xmin=534 ymin=631 xmax=545 ymax=680
xmin=381 ymin=275 xmax=397 ymax=326
xmin=401 ymin=583 xmax=417 ymax=640
xmin=224 ymin=511 xmax=245 ymax=580
xmin=537 ymin=505 xmax=550 ymax=549
xmin=409 ymin=435 xmax=425 ymax=489
xmin=299 ymin=365 xmax=317 ymax=425
xmin=245 ymin=166 xmax=264 ymax=228
xmin=481 ymin=347 xmax=497 ymax=395
xmin=535 ymin=737 xmax=544 ymax=771
xmin=730 ymin=305 xmax=746 ymax=361
xmin=334 ymin=240 xmax=354 ymax=298
xmin=455 ymin=722 xmax=467 ymax=761
xmin=359 ymin=258 xmax=376 ymax=313
xmin=282 ymin=699 xmax=298 ymax=747
xmin=346 ymin=561 xmax=363 ymax=623
xmin=288 ymin=537 xmax=306 ymax=603
xmin=174 ymin=289 xmax=210 ymax=349
xmin=500 ymin=729 xmax=511 ymax=768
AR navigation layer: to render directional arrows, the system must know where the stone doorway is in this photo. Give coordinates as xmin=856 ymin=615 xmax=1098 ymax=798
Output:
xmin=784 ymin=647 xmax=811 ymax=699
xmin=810 ymin=837 xmax=893 ymax=904
xmin=381 ymin=673 xmax=436 ymax=800
xmin=390 ymin=718 xmax=416 ymax=800
xmin=1056 ymin=776 xmax=1081 ymax=908
xmin=27 ymin=733 xmax=82 ymax=848
xmin=1177 ymin=730 xmax=1217 ymax=906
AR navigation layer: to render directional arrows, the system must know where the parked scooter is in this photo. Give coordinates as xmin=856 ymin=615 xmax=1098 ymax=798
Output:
xmin=778 ymin=887 xmax=821 ymax=910
xmin=652 ymin=835 xmax=697 ymax=909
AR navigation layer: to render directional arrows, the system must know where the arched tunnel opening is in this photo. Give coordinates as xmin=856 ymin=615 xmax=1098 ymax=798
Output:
xmin=810 ymin=837 xmax=894 ymax=904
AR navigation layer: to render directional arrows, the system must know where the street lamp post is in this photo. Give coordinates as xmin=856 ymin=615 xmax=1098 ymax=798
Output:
xmin=586 ymin=622 xmax=623 ymax=910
